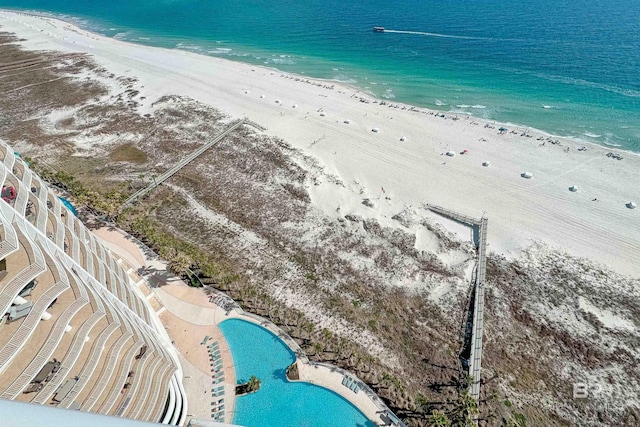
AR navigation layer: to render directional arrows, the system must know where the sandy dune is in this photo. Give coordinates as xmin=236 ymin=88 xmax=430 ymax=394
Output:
xmin=1 ymin=10 xmax=638 ymax=276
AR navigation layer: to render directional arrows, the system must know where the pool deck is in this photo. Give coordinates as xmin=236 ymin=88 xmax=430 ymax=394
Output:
xmin=93 ymin=227 xmax=237 ymax=425
xmin=93 ymin=226 xmax=389 ymax=427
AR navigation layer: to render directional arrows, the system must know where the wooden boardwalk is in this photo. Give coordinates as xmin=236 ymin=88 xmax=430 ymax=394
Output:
xmin=468 ymin=217 xmax=488 ymax=401
xmin=118 ymin=118 xmax=246 ymax=213
xmin=425 ymin=205 xmax=488 ymax=405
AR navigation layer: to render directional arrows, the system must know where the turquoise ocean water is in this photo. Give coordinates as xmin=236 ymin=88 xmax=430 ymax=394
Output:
xmin=1 ymin=0 xmax=639 ymax=152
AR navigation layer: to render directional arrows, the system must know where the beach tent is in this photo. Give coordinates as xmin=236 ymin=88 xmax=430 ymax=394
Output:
xmin=445 ymin=151 xmax=456 ymax=157
xmin=343 ymin=119 xmax=351 ymax=124
xmin=274 ymin=99 xmax=281 ymax=104
xmin=371 ymin=127 xmax=380 ymax=133
xmin=319 ymin=112 xmax=326 ymax=116
xmin=482 ymin=161 xmax=490 ymax=167
xmin=569 ymin=185 xmax=578 ymax=192
xmin=400 ymin=136 xmax=406 ymax=141
xmin=521 ymin=171 xmax=533 ymax=179
xmin=627 ymin=201 xmax=637 ymax=209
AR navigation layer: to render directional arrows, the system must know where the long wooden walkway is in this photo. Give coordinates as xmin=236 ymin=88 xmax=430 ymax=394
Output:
xmin=425 ymin=205 xmax=488 ymax=405
xmin=468 ymin=217 xmax=488 ymax=401
xmin=118 ymin=118 xmax=246 ymax=213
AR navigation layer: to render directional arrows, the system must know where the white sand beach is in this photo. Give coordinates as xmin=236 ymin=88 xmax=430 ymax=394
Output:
xmin=1 ymin=10 xmax=639 ymax=277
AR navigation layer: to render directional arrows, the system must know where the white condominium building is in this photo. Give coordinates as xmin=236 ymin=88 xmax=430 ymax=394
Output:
xmin=0 ymin=141 xmax=187 ymax=424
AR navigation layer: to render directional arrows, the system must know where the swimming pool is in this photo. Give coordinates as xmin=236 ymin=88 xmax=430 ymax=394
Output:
xmin=219 ymin=319 xmax=376 ymax=427
xmin=58 ymin=196 xmax=77 ymax=216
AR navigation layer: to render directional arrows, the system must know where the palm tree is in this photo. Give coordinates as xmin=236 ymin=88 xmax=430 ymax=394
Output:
xmin=246 ymin=375 xmax=261 ymax=392
xmin=167 ymin=251 xmax=193 ymax=277
xmin=428 ymin=410 xmax=451 ymax=427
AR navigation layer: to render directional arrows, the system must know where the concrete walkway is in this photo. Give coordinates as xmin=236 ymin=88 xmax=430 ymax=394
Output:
xmin=92 ymin=227 xmax=236 ymax=425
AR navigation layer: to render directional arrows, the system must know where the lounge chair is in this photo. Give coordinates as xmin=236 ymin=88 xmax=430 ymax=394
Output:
xmin=341 ymin=377 xmax=348 ymax=386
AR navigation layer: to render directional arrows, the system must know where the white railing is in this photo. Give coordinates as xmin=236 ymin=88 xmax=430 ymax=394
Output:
xmin=1 ymin=284 xmax=85 ymax=399
xmin=14 ymin=166 xmax=31 ymax=214
xmin=59 ymin=321 xmax=122 ymax=408
xmin=0 ymin=213 xmax=19 ymax=259
xmin=78 ymin=330 xmax=131 ymax=411
xmin=32 ymin=310 xmax=103 ymax=404
xmin=98 ymin=341 xmax=145 ymax=414
xmin=3 ymin=149 xmax=15 ymax=173
xmin=71 ymin=232 xmax=80 ymax=262
xmin=0 ymin=232 xmax=46 ymax=319
xmin=127 ymin=356 xmax=163 ymax=419
xmin=34 ymin=177 xmax=49 ymax=231
xmin=141 ymin=364 xmax=173 ymax=421
xmin=54 ymin=210 xmax=65 ymax=247
xmin=0 ymin=279 xmax=66 ymax=372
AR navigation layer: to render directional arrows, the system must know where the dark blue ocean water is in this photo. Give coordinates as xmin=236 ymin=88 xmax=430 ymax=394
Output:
xmin=1 ymin=0 xmax=639 ymax=151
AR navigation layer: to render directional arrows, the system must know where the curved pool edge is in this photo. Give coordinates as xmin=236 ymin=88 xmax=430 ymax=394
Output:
xmin=216 ymin=304 xmax=406 ymax=427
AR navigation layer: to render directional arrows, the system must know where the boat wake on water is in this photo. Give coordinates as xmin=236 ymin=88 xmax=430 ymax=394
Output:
xmin=381 ymin=29 xmax=488 ymax=40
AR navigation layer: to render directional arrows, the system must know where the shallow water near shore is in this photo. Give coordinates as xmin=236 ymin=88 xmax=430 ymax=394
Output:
xmin=2 ymin=0 xmax=639 ymax=152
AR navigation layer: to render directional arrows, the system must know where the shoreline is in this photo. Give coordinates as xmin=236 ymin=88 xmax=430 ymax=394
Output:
xmin=0 ymin=9 xmax=639 ymax=277
xmin=2 ymin=8 xmax=638 ymax=156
